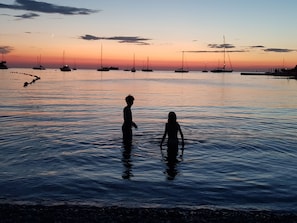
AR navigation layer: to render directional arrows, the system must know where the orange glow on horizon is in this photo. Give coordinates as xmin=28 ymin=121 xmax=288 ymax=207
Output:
xmin=3 ymin=45 xmax=297 ymax=71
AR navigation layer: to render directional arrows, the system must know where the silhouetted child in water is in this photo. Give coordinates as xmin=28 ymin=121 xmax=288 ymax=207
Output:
xmin=160 ymin=112 xmax=184 ymax=161
xmin=122 ymin=95 xmax=138 ymax=145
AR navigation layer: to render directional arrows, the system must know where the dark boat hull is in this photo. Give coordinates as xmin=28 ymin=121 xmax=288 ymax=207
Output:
xmin=211 ymin=69 xmax=233 ymax=73
xmin=60 ymin=65 xmax=71 ymax=72
xmin=0 ymin=61 xmax=8 ymax=69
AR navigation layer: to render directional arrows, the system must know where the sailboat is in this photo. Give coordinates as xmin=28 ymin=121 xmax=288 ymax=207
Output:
xmin=175 ymin=51 xmax=188 ymax=73
xmin=0 ymin=61 xmax=8 ymax=69
xmin=131 ymin=54 xmax=136 ymax=72
xmin=211 ymin=36 xmax=233 ymax=73
xmin=202 ymin=63 xmax=208 ymax=72
xmin=33 ymin=55 xmax=45 ymax=70
xmin=97 ymin=44 xmax=110 ymax=71
xmin=0 ymin=53 xmax=8 ymax=69
xmin=60 ymin=51 xmax=71 ymax=72
xmin=142 ymin=57 xmax=153 ymax=72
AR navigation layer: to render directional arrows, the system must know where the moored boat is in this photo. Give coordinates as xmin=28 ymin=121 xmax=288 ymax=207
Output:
xmin=0 ymin=61 xmax=8 ymax=69
xmin=33 ymin=65 xmax=45 ymax=70
xmin=142 ymin=57 xmax=153 ymax=72
xmin=211 ymin=68 xmax=233 ymax=73
xmin=97 ymin=44 xmax=109 ymax=72
xmin=60 ymin=65 xmax=71 ymax=72
xmin=33 ymin=55 xmax=45 ymax=70
xmin=174 ymin=68 xmax=188 ymax=73
xmin=241 ymin=65 xmax=297 ymax=78
xmin=211 ymin=36 xmax=233 ymax=73
xmin=175 ymin=51 xmax=188 ymax=73
xmin=97 ymin=67 xmax=110 ymax=71
xmin=60 ymin=51 xmax=71 ymax=71
xmin=240 ymin=72 xmax=268 ymax=75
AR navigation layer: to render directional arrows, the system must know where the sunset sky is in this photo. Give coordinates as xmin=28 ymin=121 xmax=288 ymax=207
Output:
xmin=1 ymin=0 xmax=297 ymax=71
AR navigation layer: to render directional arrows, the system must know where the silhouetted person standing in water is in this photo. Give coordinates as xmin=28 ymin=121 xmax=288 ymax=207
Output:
xmin=122 ymin=95 xmax=138 ymax=145
xmin=160 ymin=112 xmax=184 ymax=161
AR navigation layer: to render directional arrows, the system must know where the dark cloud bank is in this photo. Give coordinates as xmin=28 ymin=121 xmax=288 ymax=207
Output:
xmin=186 ymin=43 xmax=295 ymax=54
xmin=80 ymin=34 xmax=151 ymax=45
xmin=264 ymin=48 xmax=295 ymax=53
xmin=0 ymin=0 xmax=98 ymax=15
xmin=14 ymin=12 xmax=39 ymax=19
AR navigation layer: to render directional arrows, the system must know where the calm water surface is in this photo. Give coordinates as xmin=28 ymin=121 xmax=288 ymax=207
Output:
xmin=0 ymin=69 xmax=296 ymax=211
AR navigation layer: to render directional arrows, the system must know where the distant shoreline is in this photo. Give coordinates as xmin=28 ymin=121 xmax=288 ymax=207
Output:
xmin=0 ymin=204 xmax=296 ymax=222
xmin=1 ymin=67 xmax=280 ymax=72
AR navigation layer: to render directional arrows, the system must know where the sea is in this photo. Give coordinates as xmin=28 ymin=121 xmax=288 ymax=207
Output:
xmin=0 ymin=68 xmax=296 ymax=212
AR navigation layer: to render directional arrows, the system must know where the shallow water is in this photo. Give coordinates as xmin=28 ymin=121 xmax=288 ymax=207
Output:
xmin=0 ymin=69 xmax=296 ymax=211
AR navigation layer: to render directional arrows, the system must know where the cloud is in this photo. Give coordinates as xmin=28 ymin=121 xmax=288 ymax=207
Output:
xmin=186 ymin=41 xmax=243 ymax=53
xmin=0 ymin=46 xmax=14 ymax=54
xmin=108 ymin=36 xmax=151 ymax=45
xmin=264 ymin=48 xmax=295 ymax=53
xmin=0 ymin=13 xmax=11 ymax=17
xmin=80 ymin=34 xmax=151 ymax=45
xmin=14 ymin=12 xmax=39 ymax=19
xmin=186 ymin=50 xmax=246 ymax=53
xmin=250 ymin=45 xmax=265 ymax=48
xmin=80 ymin=34 xmax=102 ymax=41
xmin=0 ymin=0 xmax=98 ymax=15
xmin=208 ymin=43 xmax=235 ymax=49
xmin=248 ymin=45 xmax=295 ymax=52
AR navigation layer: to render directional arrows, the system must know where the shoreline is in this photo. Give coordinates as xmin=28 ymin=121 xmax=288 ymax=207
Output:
xmin=1 ymin=204 xmax=297 ymax=223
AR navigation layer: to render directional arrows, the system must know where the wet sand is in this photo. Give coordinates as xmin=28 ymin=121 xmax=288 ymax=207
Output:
xmin=0 ymin=204 xmax=297 ymax=223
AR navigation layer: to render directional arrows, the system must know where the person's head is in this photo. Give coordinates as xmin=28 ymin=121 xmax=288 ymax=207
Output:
xmin=168 ymin=111 xmax=177 ymax=124
xmin=125 ymin=95 xmax=135 ymax=106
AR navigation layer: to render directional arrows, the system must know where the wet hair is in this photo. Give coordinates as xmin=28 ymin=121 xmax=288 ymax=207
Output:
xmin=125 ymin=95 xmax=135 ymax=104
xmin=168 ymin=111 xmax=177 ymax=124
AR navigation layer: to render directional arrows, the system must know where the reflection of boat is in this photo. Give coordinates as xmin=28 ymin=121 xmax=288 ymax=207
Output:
xmin=211 ymin=36 xmax=233 ymax=73
xmin=97 ymin=44 xmax=109 ymax=72
xmin=142 ymin=57 xmax=153 ymax=72
xmin=0 ymin=61 xmax=8 ymax=69
xmin=60 ymin=65 xmax=71 ymax=72
xmin=175 ymin=51 xmax=188 ymax=73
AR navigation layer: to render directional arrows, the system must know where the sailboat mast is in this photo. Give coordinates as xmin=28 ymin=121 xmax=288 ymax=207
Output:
xmin=146 ymin=57 xmax=149 ymax=70
xmin=100 ymin=44 xmax=103 ymax=67
xmin=182 ymin=51 xmax=184 ymax=69
xmin=223 ymin=36 xmax=226 ymax=70
xmin=62 ymin=50 xmax=65 ymax=65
